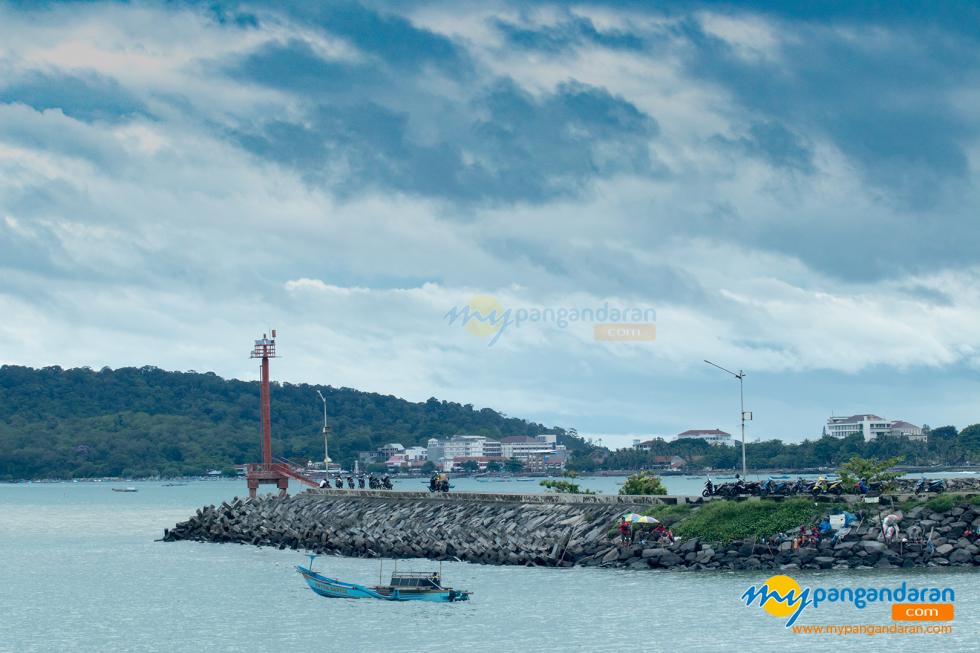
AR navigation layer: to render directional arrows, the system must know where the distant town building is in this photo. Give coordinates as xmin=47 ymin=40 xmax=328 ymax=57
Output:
xmin=675 ymin=429 xmax=734 ymax=446
xmin=634 ymin=437 xmax=666 ymax=451
xmin=826 ymin=415 xmax=925 ymax=442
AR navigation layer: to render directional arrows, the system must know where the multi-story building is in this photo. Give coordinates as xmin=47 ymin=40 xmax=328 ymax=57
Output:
xmin=500 ymin=435 xmax=555 ymax=461
xmin=826 ymin=415 xmax=925 ymax=442
xmin=888 ymin=421 xmax=926 ymax=443
xmin=675 ymin=429 xmax=734 ymax=446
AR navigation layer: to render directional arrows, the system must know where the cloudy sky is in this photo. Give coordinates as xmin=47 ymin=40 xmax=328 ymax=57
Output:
xmin=2 ymin=1 xmax=979 ymax=447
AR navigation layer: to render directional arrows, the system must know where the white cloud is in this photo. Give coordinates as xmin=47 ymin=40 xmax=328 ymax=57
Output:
xmin=0 ymin=1 xmax=978 ymax=440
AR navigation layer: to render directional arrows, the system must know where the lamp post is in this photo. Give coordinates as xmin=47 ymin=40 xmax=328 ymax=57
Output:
xmin=704 ymin=360 xmax=750 ymax=478
xmin=316 ymin=390 xmax=331 ymax=469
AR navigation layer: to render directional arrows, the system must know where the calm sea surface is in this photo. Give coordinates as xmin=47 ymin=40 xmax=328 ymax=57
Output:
xmin=1 ymin=479 xmax=977 ymax=652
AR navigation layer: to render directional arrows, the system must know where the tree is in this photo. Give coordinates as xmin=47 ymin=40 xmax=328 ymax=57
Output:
xmin=460 ymin=460 xmax=480 ymax=473
xmin=539 ymin=479 xmax=596 ymax=495
xmin=485 ymin=461 xmax=502 ymax=472
xmin=618 ymin=472 xmax=667 ymax=496
xmin=837 ymin=455 xmax=903 ymax=491
xmin=504 ymin=458 xmax=524 ymax=473
xmin=420 ymin=461 xmax=436 ymax=473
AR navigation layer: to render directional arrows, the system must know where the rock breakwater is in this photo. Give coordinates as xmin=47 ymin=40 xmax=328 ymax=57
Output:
xmin=163 ymin=490 xmax=980 ymax=570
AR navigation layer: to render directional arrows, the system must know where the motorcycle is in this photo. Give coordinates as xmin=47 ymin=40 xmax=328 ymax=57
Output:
xmin=855 ymin=478 xmax=884 ymax=495
xmin=369 ymin=475 xmax=381 ymax=490
xmin=347 ymin=476 xmax=355 ymax=489
xmin=702 ymin=479 xmax=715 ymax=497
xmin=762 ymin=478 xmax=791 ymax=496
xmin=357 ymin=475 xmax=366 ymax=489
xmin=913 ymin=478 xmax=946 ymax=494
xmin=744 ymin=480 xmax=764 ymax=496
xmin=790 ymin=478 xmax=810 ymax=495
xmin=381 ymin=476 xmax=393 ymax=490
xmin=333 ymin=477 xmax=343 ymax=489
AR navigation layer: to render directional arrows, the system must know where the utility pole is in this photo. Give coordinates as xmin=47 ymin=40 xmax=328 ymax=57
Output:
xmin=704 ymin=360 xmax=751 ymax=478
xmin=316 ymin=389 xmax=331 ymax=469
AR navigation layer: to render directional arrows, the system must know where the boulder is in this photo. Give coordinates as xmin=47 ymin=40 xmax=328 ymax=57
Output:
xmin=814 ymin=556 xmax=835 ymax=569
xmin=935 ymin=543 xmax=954 ymax=556
xmin=680 ymin=538 xmax=700 ymax=553
xmin=861 ymin=541 xmax=887 ymax=553
xmin=948 ymin=549 xmax=972 ymax=564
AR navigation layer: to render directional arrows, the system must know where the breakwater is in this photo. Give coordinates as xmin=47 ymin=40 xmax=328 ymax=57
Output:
xmin=163 ymin=490 xmax=980 ymax=570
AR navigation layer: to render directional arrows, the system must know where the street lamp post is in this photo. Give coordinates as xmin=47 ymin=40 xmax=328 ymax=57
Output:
xmin=704 ymin=360 xmax=750 ymax=478
xmin=316 ymin=390 xmax=331 ymax=469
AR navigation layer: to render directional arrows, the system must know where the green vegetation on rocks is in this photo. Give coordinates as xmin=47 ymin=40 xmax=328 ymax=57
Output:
xmin=669 ymin=499 xmax=845 ymax=543
xmin=837 ymin=454 xmax=904 ymax=491
xmin=619 ymin=472 xmax=667 ymax=496
xmin=540 ymin=479 xmax=597 ymax=494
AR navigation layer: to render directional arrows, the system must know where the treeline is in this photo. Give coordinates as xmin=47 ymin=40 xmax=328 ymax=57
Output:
xmin=568 ymin=426 xmax=980 ymax=472
xmin=0 ymin=365 xmax=579 ymax=480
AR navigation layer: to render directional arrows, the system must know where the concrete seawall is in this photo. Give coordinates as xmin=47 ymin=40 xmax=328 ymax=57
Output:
xmin=163 ymin=490 xmax=980 ymax=570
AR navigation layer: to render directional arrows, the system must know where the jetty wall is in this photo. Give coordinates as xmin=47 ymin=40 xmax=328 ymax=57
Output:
xmin=163 ymin=490 xmax=980 ymax=570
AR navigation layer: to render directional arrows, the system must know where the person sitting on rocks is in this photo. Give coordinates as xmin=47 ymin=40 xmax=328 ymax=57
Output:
xmin=618 ymin=520 xmax=631 ymax=545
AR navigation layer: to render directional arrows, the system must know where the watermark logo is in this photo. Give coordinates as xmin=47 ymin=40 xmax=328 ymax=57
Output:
xmin=741 ymin=576 xmax=955 ymax=628
xmin=444 ymin=295 xmax=656 ymax=347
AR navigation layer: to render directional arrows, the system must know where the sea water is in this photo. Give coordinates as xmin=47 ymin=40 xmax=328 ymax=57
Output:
xmin=0 ymin=480 xmax=976 ymax=652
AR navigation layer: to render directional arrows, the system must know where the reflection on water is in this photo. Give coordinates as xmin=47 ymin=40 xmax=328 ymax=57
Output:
xmin=0 ymin=481 xmax=977 ymax=652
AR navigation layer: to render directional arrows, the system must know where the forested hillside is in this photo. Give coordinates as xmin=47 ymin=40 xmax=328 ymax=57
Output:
xmin=0 ymin=365 xmax=575 ymax=480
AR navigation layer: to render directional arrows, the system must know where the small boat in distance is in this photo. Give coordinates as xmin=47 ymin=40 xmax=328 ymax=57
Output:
xmin=296 ymin=556 xmax=469 ymax=603
xmin=112 ymin=487 xmax=138 ymax=492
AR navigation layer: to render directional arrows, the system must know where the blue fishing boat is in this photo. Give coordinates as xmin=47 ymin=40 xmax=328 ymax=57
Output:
xmin=296 ymin=556 xmax=470 ymax=603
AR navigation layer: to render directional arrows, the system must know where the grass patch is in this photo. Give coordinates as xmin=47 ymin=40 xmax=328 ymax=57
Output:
xmin=971 ymin=495 xmax=980 ymax=507
xmin=671 ymin=499 xmax=845 ymax=544
xmin=642 ymin=503 xmax=695 ymax=526
xmin=923 ymin=495 xmax=958 ymax=513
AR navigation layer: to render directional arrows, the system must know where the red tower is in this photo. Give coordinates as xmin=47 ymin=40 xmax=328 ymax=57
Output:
xmin=245 ymin=330 xmax=289 ymax=498
xmin=243 ymin=331 xmax=322 ymax=498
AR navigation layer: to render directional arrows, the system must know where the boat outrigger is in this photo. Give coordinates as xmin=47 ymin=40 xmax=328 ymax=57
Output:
xmin=296 ymin=556 xmax=470 ymax=603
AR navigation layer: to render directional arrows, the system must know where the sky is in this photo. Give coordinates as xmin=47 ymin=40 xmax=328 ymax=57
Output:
xmin=1 ymin=1 xmax=979 ymax=448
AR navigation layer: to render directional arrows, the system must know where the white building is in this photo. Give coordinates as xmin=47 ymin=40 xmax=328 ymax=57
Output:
xmin=500 ymin=435 xmax=557 ymax=461
xmin=675 ymin=429 xmax=735 ymax=446
xmin=428 ymin=435 xmax=501 ymax=462
xmin=404 ymin=446 xmax=427 ymax=461
xmin=826 ymin=415 xmax=925 ymax=442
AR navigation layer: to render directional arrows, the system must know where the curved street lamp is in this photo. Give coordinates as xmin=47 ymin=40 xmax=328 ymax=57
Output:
xmin=704 ymin=360 xmax=750 ymax=478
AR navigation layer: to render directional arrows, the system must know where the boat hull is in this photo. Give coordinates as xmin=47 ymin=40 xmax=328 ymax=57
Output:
xmin=296 ymin=567 xmax=469 ymax=602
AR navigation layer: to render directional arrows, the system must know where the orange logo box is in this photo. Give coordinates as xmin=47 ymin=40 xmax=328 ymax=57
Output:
xmin=891 ymin=604 xmax=954 ymax=621
xmin=593 ymin=324 xmax=657 ymax=341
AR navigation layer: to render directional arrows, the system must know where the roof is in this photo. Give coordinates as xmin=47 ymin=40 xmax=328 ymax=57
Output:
xmin=890 ymin=420 xmax=919 ymax=430
xmin=678 ymin=429 xmax=731 ymax=437
xmin=501 ymin=436 xmax=537 ymax=443
xmin=830 ymin=414 xmax=884 ymax=422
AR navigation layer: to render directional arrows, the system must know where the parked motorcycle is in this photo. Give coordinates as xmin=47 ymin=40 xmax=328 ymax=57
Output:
xmin=381 ymin=475 xmax=393 ymax=490
xmin=762 ymin=478 xmax=791 ymax=496
xmin=347 ymin=476 xmax=355 ymax=489
xmin=357 ymin=475 xmax=366 ymax=489
xmin=369 ymin=475 xmax=381 ymax=489
xmin=334 ymin=476 xmax=343 ymax=489
xmin=913 ymin=478 xmax=946 ymax=494
xmin=855 ymin=478 xmax=884 ymax=495
xmin=702 ymin=478 xmax=715 ymax=497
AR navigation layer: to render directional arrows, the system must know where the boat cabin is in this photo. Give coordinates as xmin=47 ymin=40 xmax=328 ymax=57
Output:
xmin=388 ymin=571 xmax=442 ymax=589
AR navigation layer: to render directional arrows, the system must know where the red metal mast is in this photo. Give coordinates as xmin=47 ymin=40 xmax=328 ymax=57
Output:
xmin=244 ymin=330 xmax=324 ymax=498
xmin=254 ymin=332 xmax=276 ymax=466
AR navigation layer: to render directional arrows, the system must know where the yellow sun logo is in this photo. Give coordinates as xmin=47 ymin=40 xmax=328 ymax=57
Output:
xmin=759 ymin=575 xmax=805 ymax=618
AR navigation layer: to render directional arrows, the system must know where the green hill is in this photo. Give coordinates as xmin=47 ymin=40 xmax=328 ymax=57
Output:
xmin=0 ymin=365 xmax=576 ymax=480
